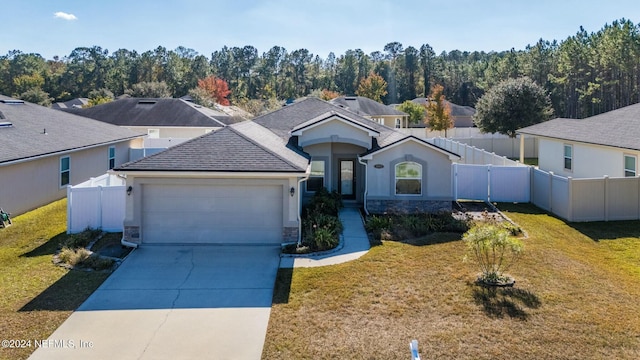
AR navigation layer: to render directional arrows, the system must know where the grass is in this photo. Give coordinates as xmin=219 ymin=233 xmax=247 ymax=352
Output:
xmin=0 ymin=199 xmax=110 ymax=360
xmin=263 ymin=203 xmax=640 ymax=359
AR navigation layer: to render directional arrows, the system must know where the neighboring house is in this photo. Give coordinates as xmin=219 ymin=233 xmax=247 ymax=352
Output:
xmin=113 ymin=97 xmax=460 ymax=247
xmin=330 ymin=96 xmax=410 ymax=128
xmin=51 ymin=97 xmax=89 ymax=110
xmin=0 ymin=95 xmax=144 ymax=215
xmin=60 ymin=97 xmax=246 ymax=141
xmin=517 ymin=103 xmax=640 ymax=178
xmin=411 ymin=97 xmax=476 ymax=128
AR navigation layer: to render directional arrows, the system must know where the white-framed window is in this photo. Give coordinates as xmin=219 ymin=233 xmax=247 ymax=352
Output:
xmin=624 ymin=155 xmax=637 ymax=177
xmin=148 ymin=129 xmax=160 ymax=138
xmin=60 ymin=156 xmax=70 ymax=187
xmin=395 ymin=118 xmax=402 ymax=128
xmin=563 ymin=144 xmax=572 ymax=171
xmin=395 ymin=161 xmax=422 ymax=195
xmin=307 ymin=160 xmax=325 ymax=192
xmin=108 ymin=146 xmax=116 ymax=169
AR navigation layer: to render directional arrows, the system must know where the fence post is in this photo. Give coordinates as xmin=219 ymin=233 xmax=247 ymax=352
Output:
xmin=549 ymin=171 xmax=554 ymax=212
xmin=66 ymin=185 xmax=72 ymax=234
xmin=567 ymin=177 xmax=573 ymax=222
xmin=604 ymin=175 xmax=609 ymax=221
xmin=453 ymin=163 xmax=458 ymax=200
xmin=486 ymin=165 xmax=491 ymax=202
xmin=98 ymin=185 xmax=103 ymax=230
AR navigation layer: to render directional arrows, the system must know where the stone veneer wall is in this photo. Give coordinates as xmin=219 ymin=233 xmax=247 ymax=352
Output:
xmin=366 ymin=200 xmax=452 ymax=214
xmin=282 ymin=226 xmax=299 ymax=243
xmin=123 ymin=226 xmax=141 ymax=245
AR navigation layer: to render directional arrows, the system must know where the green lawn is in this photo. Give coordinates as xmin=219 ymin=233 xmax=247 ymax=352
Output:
xmin=263 ymin=203 xmax=640 ymax=359
xmin=0 ymin=200 xmax=109 ymax=360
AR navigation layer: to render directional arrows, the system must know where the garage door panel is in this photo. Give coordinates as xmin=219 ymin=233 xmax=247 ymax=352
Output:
xmin=142 ymin=184 xmax=283 ymax=244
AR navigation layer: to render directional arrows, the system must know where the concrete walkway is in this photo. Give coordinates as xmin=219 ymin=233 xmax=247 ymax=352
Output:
xmin=280 ymin=207 xmax=371 ymax=268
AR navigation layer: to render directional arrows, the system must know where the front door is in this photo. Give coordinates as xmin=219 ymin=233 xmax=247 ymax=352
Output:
xmin=339 ymin=159 xmax=356 ymax=200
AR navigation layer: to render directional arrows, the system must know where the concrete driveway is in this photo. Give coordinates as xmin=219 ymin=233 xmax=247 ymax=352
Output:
xmin=29 ymin=245 xmax=281 ymax=360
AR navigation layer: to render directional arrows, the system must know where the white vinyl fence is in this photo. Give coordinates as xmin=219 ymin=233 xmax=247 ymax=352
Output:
xmin=454 ymin=164 xmax=531 ymax=203
xmin=454 ymin=164 xmax=640 ymax=222
xmin=430 ymin=138 xmax=525 ymax=166
xmin=531 ymin=169 xmax=640 ymax=222
xmin=399 ymin=128 xmax=538 ymax=158
xmin=66 ymin=174 xmax=126 ymax=233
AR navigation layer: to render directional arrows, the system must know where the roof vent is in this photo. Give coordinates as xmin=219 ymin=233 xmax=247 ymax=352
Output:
xmin=0 ymin=99 xmax=24 ymax=105
xmin=137 ymin=100 xmax=157 ymax=105
xmin=344 ymin=97 xmax=357 ymax=101
xmin=0 ymin=121 xmax=13 ymax=128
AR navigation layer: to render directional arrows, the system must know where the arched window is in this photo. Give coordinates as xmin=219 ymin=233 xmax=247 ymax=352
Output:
xmin=395 ymin=161 xmax=422 ymax=195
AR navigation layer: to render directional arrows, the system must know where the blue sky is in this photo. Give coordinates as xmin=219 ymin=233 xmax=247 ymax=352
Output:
xmin=2 ymin=0 xmax=639 ymax=59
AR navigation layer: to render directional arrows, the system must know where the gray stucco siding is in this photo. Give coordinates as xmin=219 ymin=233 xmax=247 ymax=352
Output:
xmin=364 ymin=141 xmax=454 ymax=200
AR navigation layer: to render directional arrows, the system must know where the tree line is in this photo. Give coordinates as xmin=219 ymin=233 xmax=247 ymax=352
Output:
xmin=1 ymin=18 xmax=639 ymax=118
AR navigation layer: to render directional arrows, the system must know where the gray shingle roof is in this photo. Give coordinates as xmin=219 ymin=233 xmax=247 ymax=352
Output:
xmin=115 ymin=122 xmax=309 ymax=173
xmin=330 ymin=96 xmax=407 ymax=116
xmin=60 ymin=98 xmax=246 ymax=127
xmin=517 ymin=103 xmax=640 ymax=151
xmin=0 ymin=95 xmax=144 ymax=164
xmin=115 ymin=97 xmax=457 ymax=173
xmin=253 ymin=97 xmax=405 ymax=147
xmin=412 ymin=97 xmax=476 ymax=117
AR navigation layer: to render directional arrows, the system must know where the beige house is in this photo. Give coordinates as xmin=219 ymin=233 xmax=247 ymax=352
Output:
xmin=113 ymin=98 xmax=459 ymax=247
xmin=411 ymin=97 xmax=476 ymax=128
xmin=0 ymin=95 xmax=144 ymax=215
xmin=518 ymin=103 xmax=640 ymax=178
xmin=330 ymin=96 xmax=410 ymax=128
xmin=61 ymin=97 xmax=246 ymax=143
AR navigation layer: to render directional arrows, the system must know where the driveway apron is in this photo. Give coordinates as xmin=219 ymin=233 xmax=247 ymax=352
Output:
xmin=29 ymin=245 xmax=281 ymax=360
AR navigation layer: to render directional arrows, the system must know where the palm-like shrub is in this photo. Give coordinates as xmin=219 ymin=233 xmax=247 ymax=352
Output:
xmin=463 ymin=224 xmax=523 ymax=284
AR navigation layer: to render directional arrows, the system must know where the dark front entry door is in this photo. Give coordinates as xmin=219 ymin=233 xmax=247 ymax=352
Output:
xmin=339 ymin=159 xmax=356 ymax=200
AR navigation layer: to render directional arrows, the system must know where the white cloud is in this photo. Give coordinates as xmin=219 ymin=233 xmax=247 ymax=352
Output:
xmin=53 ymin=12 xmax=77 ymax=21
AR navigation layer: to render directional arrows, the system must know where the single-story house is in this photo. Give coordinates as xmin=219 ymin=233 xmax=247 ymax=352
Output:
xmin=411 ymin=97 xmax=476 ymax=128
xmin=113 ymin=97 xmax=460 ymax=247
xmin=330 ymin=96 xmax=410 ymax=128
xmin=61 ymin=97 xmax=246 ymax=141
xmin=0 ymin=95 xmax=144 ymax=215
xmin=517 ymin=103 xmax=640 ymax=178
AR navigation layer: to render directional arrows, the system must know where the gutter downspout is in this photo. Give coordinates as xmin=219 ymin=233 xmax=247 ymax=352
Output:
xmin=121 ymin=239 xmax=139 ymax=249
xmin=358 ymin=156 xmax=369 ymax=215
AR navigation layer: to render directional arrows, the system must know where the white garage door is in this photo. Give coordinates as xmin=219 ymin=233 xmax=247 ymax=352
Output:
xmin=142 ymin=184 xmax=283 ymax=244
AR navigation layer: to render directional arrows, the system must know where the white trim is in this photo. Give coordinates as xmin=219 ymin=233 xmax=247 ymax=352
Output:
xmin=624 ymin=154 xmax=637 ymax=177
xmin=110 ymin=170 xmax=310 ymax=179
xmin=108 ymin=146 xmax=116 ymax=170
xmin=360 ymin=137 xmax=461 ymax=161
xmin=306 ymin=159 xmax=326 ymax=192
xmin=60 ymin=155 xmax=70 ymax=188
xmin=563 ymin=144 xmax=573 ymax=171
xmin=147 ymin=129 xmax=160 ymax=138
xmin=394 ymin=161 xmax=422 ymax=196
xmin=291 ymin=113 xmax=379 ymax=137
xmin=0 ymin=137 xmax=142 ymax=167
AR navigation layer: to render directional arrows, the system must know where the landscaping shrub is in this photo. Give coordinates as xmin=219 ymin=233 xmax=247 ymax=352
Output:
xmin=58 ymin=247 xmax=92 ymax=266
xmin=463 ymin=224 xmax=523 ymax=285
xmin=299 ymin=188 xmax=343 ymax=252
xmin=61 ymin=227 xmax=101 ymax=249
xmin=365 ymin=212 xmax=470 ymax=241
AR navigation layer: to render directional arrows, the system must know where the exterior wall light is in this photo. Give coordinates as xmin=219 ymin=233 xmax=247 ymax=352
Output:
xmin=290 ymin=186 xmax=295 ymax=197
xmin=127 ymin=186 xmax=133 ymax=196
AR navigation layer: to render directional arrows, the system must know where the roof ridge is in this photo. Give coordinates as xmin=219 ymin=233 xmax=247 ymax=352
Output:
xmin=227 ymin=123 xmax=307 ymax=170
xmin=114 ymin=129 xmax=220 ymax=169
